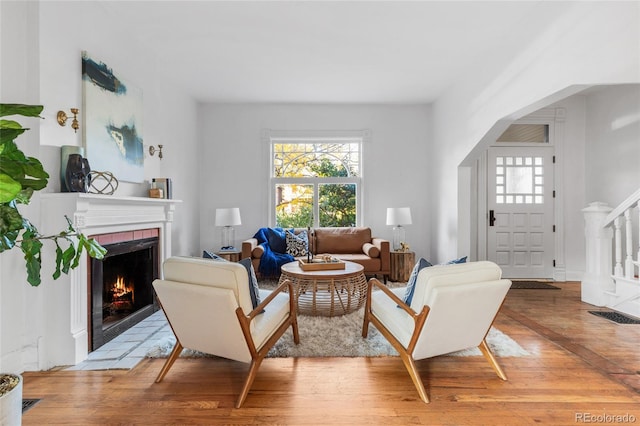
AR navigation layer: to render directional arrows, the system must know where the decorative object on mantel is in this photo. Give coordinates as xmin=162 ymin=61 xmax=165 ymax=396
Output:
xmin=148 ymin=144 xmax=163 ymax=159
xmin=150 ymin=178 xmax=172 ymax=199
xmin=149 ymin=188 xmax=163 ymax=199
xmin=65 ymin=153 xmax=91 ymax=193
xmin=215 ymin=207 xmax=241 ymax=250
xmin=82 ymin=51 xmax=144 ymax=183
xmin=60 ymin=145 xmax=84 ymax=192
xmin=386 ymin=207 xmax=412 ymax=251
xmin=88 ymin=170 xmax=119 ymax=195
xmin=56 ymin=108 xmax=80 ymax=133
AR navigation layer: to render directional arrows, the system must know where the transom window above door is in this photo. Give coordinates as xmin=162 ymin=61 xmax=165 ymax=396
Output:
xmin=269 ymin=133 xmax=363 ymax=228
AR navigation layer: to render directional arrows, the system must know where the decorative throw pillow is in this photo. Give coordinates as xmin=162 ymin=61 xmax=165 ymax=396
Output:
xmin=362 ymin=243 xmax=380 ymax=258
xmin=202 ymin=250 xmax=227 ymax=261
xmin=402 ymin=257 xmax=433 ymax=306
xmin=286 ymin=229 xmax=308 ymax=257
xmin=239 ymin=258 xmax=263 ymax=313
xmin=266 ymin=227 xmax=287 ymax=254
xmin=446 ymin=256 xmax=467 ymax=264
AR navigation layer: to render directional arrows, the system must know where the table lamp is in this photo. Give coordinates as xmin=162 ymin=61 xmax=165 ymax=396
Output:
xmin=386 ymin=207 xmax=412 ymax=251
xmin=215 ymin=207 xmax=241 ymax=250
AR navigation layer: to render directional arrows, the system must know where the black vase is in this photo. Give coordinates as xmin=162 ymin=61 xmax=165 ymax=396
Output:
xmin=65 ymin=153 xmax=91 ymax=193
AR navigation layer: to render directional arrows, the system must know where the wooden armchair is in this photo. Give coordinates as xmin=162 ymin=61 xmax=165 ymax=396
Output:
xmin=362 ymin=261 xmax=511 ymax=403
xmin=152 ymin=256 xmax=299 ymax=408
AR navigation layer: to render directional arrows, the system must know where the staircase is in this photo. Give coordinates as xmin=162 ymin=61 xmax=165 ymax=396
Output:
xmin=583 ymin=188 xmax=640 ymax=318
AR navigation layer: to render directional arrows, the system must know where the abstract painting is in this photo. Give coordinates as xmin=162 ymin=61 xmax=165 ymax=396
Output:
xmin=82 ymin=51 xmax=144 ymax=183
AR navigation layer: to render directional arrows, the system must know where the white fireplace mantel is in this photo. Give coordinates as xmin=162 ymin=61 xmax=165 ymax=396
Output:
xmin=38 ymin=193 xmax=181 ymax=368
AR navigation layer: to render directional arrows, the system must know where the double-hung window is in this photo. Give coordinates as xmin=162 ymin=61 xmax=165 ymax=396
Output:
xmin=268 ymin=132 xmax=363 ymax=228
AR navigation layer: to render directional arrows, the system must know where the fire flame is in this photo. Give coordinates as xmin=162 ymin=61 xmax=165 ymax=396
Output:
xmin=111 ymin=276 xmax=134 ymax=303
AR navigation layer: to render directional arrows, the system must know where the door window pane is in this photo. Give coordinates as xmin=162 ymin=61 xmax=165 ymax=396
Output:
xmin=506 ymin=166 xmax=533 ymax=194
xmin=496 ymin=156 xmax=545 ymax=204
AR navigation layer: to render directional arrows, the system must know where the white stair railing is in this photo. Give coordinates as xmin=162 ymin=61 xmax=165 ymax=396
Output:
xmin=582 ymin=188 xmax=640 ymax=311
xmin=603 ymin=188 xmax=640 ymax=281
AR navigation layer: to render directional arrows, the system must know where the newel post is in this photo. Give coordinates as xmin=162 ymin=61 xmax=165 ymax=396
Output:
xmin=582 ymin=202 xmax=614 ymax=306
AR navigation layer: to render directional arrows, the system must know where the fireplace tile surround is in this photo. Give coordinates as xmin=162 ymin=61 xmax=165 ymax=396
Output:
xmin=38 ymin=193 xmax=180 ymax=369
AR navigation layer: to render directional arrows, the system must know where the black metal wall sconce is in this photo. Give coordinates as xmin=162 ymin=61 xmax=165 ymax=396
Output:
xmin=57 ymin=108 xmax=79 ymax=133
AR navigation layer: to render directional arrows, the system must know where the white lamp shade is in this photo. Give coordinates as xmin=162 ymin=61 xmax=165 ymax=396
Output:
xmin=386 ymin=207 xmax=412 ymax=226
xmin=215 ymin=208 xmax=242 ymax=226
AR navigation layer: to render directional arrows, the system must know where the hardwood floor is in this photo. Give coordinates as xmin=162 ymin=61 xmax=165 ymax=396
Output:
xmin=22 ymin=282 xmax=640 ymax=425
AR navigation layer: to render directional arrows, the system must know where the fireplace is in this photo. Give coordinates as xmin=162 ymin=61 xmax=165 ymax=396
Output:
xmin=39 ymin=193 xmax=179 ymax=368
xmin=90 ymin=231 xmax=160 ymax=350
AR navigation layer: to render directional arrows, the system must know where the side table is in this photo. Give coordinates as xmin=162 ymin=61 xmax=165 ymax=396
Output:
xmin=390 ymin=251 xmax=415 ymax=282
xmin=215 ymin=250 xmax=242 ymax=262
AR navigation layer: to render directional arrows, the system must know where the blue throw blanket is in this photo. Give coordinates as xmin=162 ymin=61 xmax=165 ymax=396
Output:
xmin=253 ymin=227 xmax=294 ymax=277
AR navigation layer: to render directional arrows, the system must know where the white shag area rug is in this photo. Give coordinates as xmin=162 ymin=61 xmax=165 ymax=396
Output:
xmin=145 ymin=308 xmax=529 ymax=359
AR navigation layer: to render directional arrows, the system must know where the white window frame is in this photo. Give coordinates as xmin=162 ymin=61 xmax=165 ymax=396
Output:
xmin=263 ymin=129 xmax=367 ymax=228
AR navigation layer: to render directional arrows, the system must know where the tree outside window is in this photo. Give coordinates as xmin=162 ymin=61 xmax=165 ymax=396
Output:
xmin=272 ymin=140 xmax=361 ymax=228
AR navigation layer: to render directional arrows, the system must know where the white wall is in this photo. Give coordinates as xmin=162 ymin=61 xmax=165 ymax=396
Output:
xmin=198 ymin=103 xmax=432 ymax=261
xmin=432 ymin=1 xmax=640 ymax=264
xmin=1 ymin=1 xmax=201 ymax=373
xmin=584 ymin=85 xmax=640 ymax=206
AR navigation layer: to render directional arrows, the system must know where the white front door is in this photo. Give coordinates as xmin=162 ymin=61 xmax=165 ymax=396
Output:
xmin=487 ymin=146 xmax=555 ymax=279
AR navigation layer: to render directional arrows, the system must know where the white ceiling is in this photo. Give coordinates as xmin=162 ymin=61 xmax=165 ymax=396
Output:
xmin=97 ymin=1 xmax=574 ymax=104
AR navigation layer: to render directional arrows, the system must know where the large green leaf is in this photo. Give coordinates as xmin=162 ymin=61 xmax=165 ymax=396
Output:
xmin=0 ymin=127 xmax=26 ymax=146
xmin=0 ymin=204 xmax=23 ymax=235
xmin=53 ymin=243 xmax=63 ymax=280
xmin=0 ymin=140 xmax=49 ymax=193
xmin=0 ymin=229 xmax=19 ymax=252
xmin=0 ymin=119 xmax=22 ymax=129
xmin=60 ymin=244 xmax=76 ymax=275
xmin=0 ymin=104 xmax=42 ymax=146
xmin=20 ymin=228 xmax=44 ymax=286
xmin=84 ymin=237 xmax=107 ymax=260
xmin=0 ymin=104 xmax=43 ymax=118
xmin=0 ymin=174 xmax=21 ymax=203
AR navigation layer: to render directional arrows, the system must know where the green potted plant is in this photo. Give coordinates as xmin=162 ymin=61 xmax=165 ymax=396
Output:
xmin=0 ymin=103 xmax=107 ymax=420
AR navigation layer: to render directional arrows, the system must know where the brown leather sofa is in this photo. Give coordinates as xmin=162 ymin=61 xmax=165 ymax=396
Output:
xmin=242 ymin=227 xmax=390 ymax=281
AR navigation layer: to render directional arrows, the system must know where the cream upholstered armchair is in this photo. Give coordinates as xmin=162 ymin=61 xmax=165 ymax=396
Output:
xmin=362 ymin=261 xmax=511 ymax=403
xmin=152 ymin=256 xmax=299 ymax=408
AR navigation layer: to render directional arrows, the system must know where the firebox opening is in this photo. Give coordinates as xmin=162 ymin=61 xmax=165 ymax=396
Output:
xmin=91 ymin=236 xmax=159 ymax=351
xmin=102 ymin=250 xmax=154 ymax=330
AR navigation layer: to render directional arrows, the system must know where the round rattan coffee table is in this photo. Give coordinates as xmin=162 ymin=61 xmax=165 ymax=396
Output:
xmin=278 ymin=260 xmax=368 ymax=317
